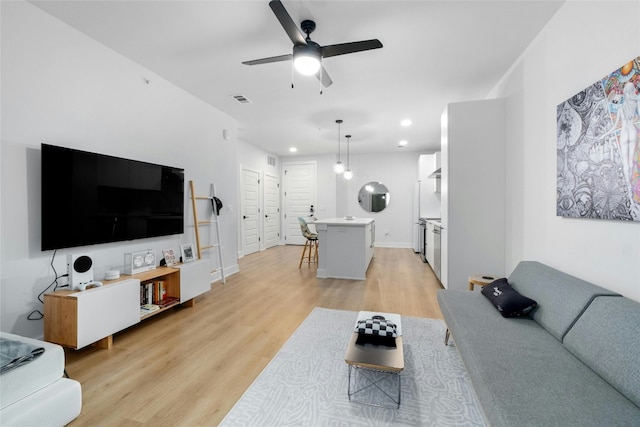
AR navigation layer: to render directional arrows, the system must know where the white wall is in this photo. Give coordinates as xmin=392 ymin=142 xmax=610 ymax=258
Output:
xmin=1 ymin=2 xmax=239 ymax=337
xmin=341 ymin=152 xmax=420 ymax=247
xmin=283 ymin=151 xmax=421 ymax=248
xmin=495 ymin=1 xmax=640 ymax=301
xmin=237 ymin=140 xmax=280 ymax=178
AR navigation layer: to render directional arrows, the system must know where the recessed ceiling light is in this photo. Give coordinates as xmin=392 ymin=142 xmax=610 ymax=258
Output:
xmin=400 ymin=119 xmax=412 ymax=127
xmin=398 ymin=140 xmax=408 ymax=147
xmin=289 ymin=147 xmax=298 ymax=153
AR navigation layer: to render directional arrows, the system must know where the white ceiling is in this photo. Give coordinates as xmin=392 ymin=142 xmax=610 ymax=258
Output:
xmin=30 ymin=0 xmax=564 ymax=157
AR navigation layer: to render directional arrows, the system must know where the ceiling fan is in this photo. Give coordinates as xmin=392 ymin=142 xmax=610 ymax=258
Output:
xmin=242 ymin=0 xmax=383 ymax=88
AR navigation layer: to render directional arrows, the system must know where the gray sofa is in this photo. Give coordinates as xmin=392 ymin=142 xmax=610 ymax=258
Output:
xmin=437 ymin=261 xmax=640 ymax=426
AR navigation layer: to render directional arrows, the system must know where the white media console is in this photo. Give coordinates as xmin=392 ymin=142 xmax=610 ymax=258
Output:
xmin=44 ymin=259 xmax=210 ymax=349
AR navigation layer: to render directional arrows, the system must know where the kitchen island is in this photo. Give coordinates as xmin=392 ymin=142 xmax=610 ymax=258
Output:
xmin=313 ymin=217 xmax=375 ymax=280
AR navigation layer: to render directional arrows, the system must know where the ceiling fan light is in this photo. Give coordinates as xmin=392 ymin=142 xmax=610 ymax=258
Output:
xmin=293 ymin=44 xmax=321 ymax=76
xmin=343 ymin=169 xmax=353 ymax=180
xmin=294 ymin=55 xmax=321 ymax=75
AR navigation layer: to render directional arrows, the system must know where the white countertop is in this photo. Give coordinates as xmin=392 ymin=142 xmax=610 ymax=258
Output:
xmin=312 ymin=217 xmax=374 ymax=226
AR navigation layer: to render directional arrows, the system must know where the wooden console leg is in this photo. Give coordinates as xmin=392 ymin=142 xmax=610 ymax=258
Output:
xmin=183 ymin=298 xmax=196 ymax=308
xmin=93 ymin=335 xmax=113 ymax=349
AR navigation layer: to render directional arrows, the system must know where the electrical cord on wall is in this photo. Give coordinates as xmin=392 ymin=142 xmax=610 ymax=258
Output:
xmin=27 ymin=249 xmax=68 ymax=320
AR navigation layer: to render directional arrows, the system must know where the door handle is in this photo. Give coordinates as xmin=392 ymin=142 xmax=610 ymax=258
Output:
xmin=243 ymin=215 xmax=248 ymax=219
xmin=265 ymin=214 xmax=269 ymax=218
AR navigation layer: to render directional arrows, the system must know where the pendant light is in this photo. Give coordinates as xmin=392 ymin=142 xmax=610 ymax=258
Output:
xmin=343 ymin=134 xmax=353 ymax=180
xmin=333 ymin=119 xmax=345 ymax=173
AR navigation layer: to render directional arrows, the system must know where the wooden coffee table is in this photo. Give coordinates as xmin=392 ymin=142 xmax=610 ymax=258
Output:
xmin=345 ymin=312 xmax=404 ymax=408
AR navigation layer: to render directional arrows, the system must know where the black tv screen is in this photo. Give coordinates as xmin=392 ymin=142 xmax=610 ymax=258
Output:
xmin=41 ymin=144 xmax=184 ymax=251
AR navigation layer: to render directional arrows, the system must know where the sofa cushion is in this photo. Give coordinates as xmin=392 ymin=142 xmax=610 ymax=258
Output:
xmin=437 ymin=290 xmax=640 ymax=426
xmin=563 ymin=296 xmax=640 ymax=408
xmin=480 ymin=278 xmax=537 ymax=317
xmin=508 ymin=261 xmax=619 ymax=341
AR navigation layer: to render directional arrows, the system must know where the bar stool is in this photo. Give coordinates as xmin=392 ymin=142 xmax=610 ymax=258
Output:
xmin=297 ymin=217 xmax=318 ymax=268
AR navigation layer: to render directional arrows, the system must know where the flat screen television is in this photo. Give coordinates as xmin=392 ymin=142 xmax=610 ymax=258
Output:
xmin=41 ymin=143 xmax=184 ymax=251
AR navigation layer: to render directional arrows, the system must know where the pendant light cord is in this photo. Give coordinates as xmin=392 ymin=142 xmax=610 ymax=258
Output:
xmin=336 ymin=119 xmax=343 ymax=162
xmin=346 ymin=135 xmax=351 ymax=169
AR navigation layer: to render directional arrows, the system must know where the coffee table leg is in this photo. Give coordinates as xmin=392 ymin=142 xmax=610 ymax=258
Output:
xmin=396 ymin=371 xmax=401 ymax=408
xmin=445 ymin=328 xmax=451 ymax=345
xmin=347 ymin=365 xmax=401 ymax=409
xmin=348 ymin=364 xmax=353 ymax=402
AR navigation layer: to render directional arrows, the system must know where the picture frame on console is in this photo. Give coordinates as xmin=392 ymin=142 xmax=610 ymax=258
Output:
xmin=180 ymin=244 xmax=196 ymax=263
xmin=162 ymin=249 xmax=177 ymax=266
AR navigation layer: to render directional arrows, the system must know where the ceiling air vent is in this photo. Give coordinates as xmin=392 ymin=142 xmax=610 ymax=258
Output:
xmin=267 ymin=156 xmax=276 ymax=167
xmin=231 ymin=94 xmax=251 ymax=104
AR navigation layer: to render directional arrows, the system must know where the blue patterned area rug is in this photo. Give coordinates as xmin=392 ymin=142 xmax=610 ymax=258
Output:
xmin=220 ymin=307 xmax=485 ymax=426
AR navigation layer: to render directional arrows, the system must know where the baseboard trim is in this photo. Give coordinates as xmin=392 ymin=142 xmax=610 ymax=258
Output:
xmin=374 ymin=242 xmax=413 ymax=249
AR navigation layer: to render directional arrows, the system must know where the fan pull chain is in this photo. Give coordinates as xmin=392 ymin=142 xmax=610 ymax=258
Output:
xmin=291 ymin=61 xmax=295 ymax=89
xmin=319 ymin=66 xmax=323 ymax=95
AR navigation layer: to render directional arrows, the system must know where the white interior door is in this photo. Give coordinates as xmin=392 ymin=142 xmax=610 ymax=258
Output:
xmin=241 ymin=168 xmax=260 ymax=255
xmin=283 ymin=162 xmax=316 ymax=245
xmin=263 ymin=173 xmax=280 ymax=249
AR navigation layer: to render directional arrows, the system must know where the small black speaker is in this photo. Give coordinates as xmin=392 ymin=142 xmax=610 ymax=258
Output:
xmin=74 ymin=255 xmax=92 ymax=273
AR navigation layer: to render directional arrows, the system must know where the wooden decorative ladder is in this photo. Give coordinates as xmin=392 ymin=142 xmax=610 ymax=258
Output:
xmin=189 ymin=180 xmax=225 ymax=283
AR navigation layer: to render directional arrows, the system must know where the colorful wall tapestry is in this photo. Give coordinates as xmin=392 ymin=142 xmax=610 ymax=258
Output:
xmin=557 ymin=57 xmax=640 ymax=221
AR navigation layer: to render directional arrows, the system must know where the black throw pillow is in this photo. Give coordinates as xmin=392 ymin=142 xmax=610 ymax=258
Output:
xmin=481 ymin=278 xmax=538 ymax=318
xmin=355 ymin=315 xmax=397 ymax=347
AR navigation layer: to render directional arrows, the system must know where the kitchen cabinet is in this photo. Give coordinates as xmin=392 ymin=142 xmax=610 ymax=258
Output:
xmin=314 ymin=218 xmax=375 ymax=280
xmin=426 ymin=221 xmax=435 ymax=266
xmin=418 ymin=153 xmax=441 ymax=218
xmin=419 ymin=153 xmax=440 ymax=193
xmin=432 ymin=151 xmax=441 ymax=193
xmin=440 ymin=98 xmax=505 ymax=290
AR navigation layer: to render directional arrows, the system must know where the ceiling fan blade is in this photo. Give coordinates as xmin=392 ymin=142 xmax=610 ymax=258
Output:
xmin=321 ymin=39 xmax=383 ymax=58
xmin=242 ymin=54 xmax=293 ymax=66
xmin=269 ymin=0 xmax=306 ymax=46
xmin=316 ymin=65 xmax=333 ymax=88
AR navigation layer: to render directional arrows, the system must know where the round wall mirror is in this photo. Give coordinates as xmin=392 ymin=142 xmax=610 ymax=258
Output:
xmin=358 ymin=182 xmax=390 ymax=213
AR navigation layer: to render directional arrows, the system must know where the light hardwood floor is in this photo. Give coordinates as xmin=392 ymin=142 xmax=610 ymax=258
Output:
xmin=65 ymin=246 xmax=443 ymax=426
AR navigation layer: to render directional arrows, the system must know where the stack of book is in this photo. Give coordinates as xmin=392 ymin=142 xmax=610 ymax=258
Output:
xmin=140 ymin=304 xmax=160 ymax=316
xmin=157 ymin=296 xmax=179 ymax=308
xmin=140 ymin=280 xmax=167 ymax=305
xmin=139 ymin=281 xmax=180 ymax=317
